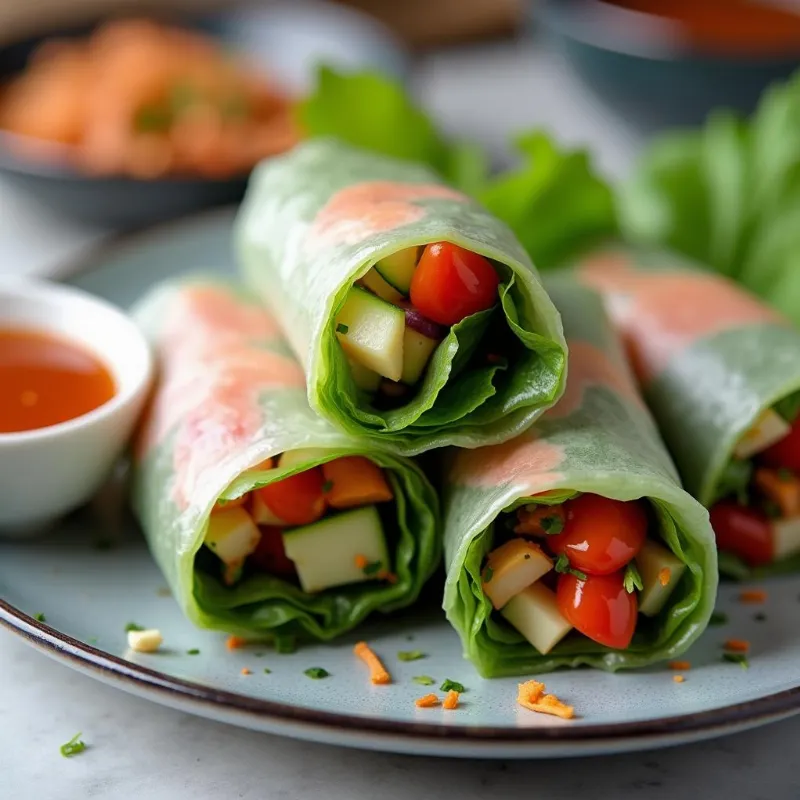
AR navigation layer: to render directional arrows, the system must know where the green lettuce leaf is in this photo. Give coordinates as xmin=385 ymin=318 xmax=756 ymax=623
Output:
xmin=620 ymin=68 xmax=800 ymax=326
xmin=478 ymin=131 xmax=618 ymax=270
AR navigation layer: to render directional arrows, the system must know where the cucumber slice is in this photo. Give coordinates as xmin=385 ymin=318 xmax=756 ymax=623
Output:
xmin=336 ymin=286 xmax=405 ymax=382
xmin=635 ymin=539 xmax=687 ymax=617
xmin=348 ymin=358 xmax=382 ymax=393
xmin=401 ymin=328 xmax=439 ymax=385
xmin=501 ymin=581 xmax=573 ymax=655
xmin=282 ymin=506 xmax=390 ymax=593
xmin=359 ymin=267 xmax=404 ymax=304
xmin=374 ymin=246 xmax=419 ymax=295
xmin=204 ymin=507 xmax=261 ymax=565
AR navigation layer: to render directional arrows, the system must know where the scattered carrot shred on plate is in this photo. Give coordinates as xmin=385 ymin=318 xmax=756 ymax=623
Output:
xmin=415 ymin=694 xmax=439 ymax=708
xmin=517 ymin=680 xmax=574 ymax=720
xmin=226 ymin=635 xmax=247 ymax=650
xmin=668 ymin=660 xmax=691 ymax=671
xmin=658 ymin=568 xmax=671 ymax=586
xmin=354 ymin=641 xmax=391 ymax=685
xmin=240 ymin=668 xmax=251 ymax=676
xmin=377 ymin=569 xmax=398 ymax=584
xmin=673 ymin=675 xmax=685 ymax=683
xmin=354 ymin=554 xmax=368 ymax=569
xmin=723 ymin=639 xmax=751 ymax=653
xmin=443 ymin=690 xmax=460 ymax=710
xmin=739 ymin=589 xmax=767 ymax=604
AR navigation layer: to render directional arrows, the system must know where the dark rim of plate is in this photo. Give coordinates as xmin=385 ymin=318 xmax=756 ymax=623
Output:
xmin=2 ymin=208 xmax=800 ymax=749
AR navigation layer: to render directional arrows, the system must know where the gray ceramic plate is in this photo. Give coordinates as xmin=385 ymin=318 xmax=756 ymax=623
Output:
xmin=2 ymin=209 xmax=799 ymax=759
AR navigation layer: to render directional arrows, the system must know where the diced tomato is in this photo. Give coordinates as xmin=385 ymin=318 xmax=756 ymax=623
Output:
xmin=409 ymin=242 xmax=500 ymax=326
xmin=556 ymin=570 xmax=637 ymax=649
xmin=255 ymin=467 xmax=326 ymax=526
xmin=248 ymin=526 xmax=296 ymax=577
xmin=760 ymin=417 xmax=800 ymax=471
xmin=545 ymin=494 xmax=647 ymax=575
xmin=710 ymin=501 xmax=773 ymax=567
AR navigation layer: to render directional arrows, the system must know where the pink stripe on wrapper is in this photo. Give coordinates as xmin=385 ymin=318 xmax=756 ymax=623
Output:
xmin=307 ymin=181 xmax=466 ymax=251
xmin=579 ymin=251 xmax=785 ymax=384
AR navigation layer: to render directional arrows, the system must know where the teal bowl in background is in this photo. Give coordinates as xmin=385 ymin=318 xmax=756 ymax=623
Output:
xmin=536 ymin=0 xmax=800 ymax=132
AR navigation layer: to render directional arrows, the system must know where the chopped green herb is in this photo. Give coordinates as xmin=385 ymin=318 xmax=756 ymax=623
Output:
xmin=723 ymin=653 xmax=749 ymax=669
xmin=34 ymin=612 xmax=46 ymax=622
xmin=263 ymin=667 xmax=272 ymax=674
xmin=254 ymin=652 xmax=265 ymax=658
xmin=623 ymin=562 xmax=644 ymax=594
xmin=363 ymin=560 xmax=383 ymax=576
xmin=124 ymin=623 xmax=144 ymax=633
xmin=275 ymin=636 xmax=297 ymax=654
xmin=540 ymin=515 xmax=564 ymax=535
xmin=523 ymin=553 xmax=531 ymax=560
xmin=709 ymin=611 xmax=729 ymax=626
xmin=322 ymin=480 xmax=334 ymax=493
xmin=336 ymin=323 xmax=349 ymax=334
xmin=412 ymin=675 xmax=435 ymax=686
xmin=187 ymin=648 xmax=200 ymax=656
xmin=754 ymin=612 xmax=767 ymax=622
xmin=777 ymin=468 xmax=794 ymax=482
xmin=483 ymin=565 xmax=494 ymax=583
xmin=60 ymin=733 xmax=86 ymax=758
xmin=304 ymin=667 xmax=330 ymax=680
xmin=554 ymin=554 xmax=586 ymax=581
xmin=397 ymin=650 xmax=426 ymax=662
xmin=406 ymin=635 xmax=415 ymax=641
xmin=170 ymin=81 xmax=200 ymax=113
xmin=88 ymin=638 xmax=98 ymax=645
xmin=440 ymin=679 xmax=465 ymax=693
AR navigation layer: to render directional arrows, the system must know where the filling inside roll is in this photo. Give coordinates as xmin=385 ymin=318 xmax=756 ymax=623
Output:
xmin=479 ymin=493 xmax=686 ymax=653
xmin=336 ymin=242 xmax=517 ymax=409
xmin=200 ymin=452 xmax=400 ymax=593
xmin=710 ymin=394 xmax=800 ymax=568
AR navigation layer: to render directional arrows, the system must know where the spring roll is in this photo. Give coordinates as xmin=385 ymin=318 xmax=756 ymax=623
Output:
xmin=442 ymin=278 xmax=717 ymax=676
xmin=131 ymin=279 xmax=440 ymax=644
xmin=579 ymin=247 xmax=800 ymax=578
xmin=235 ymin=139 xmax=567 ymax=455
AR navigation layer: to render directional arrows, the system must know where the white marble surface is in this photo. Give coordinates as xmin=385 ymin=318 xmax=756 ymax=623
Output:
xmin=1 ymin=32 xmax=797 ymax=799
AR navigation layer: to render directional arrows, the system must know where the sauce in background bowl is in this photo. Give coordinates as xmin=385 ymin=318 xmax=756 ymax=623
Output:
xmin=0 ymin=328 xmax=116 ymax=433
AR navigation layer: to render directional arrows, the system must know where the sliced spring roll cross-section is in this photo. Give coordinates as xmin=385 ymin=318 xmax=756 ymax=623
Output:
xmin=131 ymin=279 xmax=440 ymax=644
xmin=235 ymin=139 xmax=567 ymax=455
xmin=579 ymin=248 xmax=800 ymax=578
xmin=442 ymin=279 xmax=717 ymax=676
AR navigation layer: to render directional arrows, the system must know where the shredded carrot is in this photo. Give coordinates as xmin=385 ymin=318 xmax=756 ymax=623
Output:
xmin=354 ymin=554 xmax=368 ymax=569
xmin=377 ymin=569 xmax=398 ymax=584
xmin=415 ymin=693 xmax=439 ymax=708
xmin=354 ymin=641 xmax=391 ymax=685
xmin=754 ymin=467 xmax=800 ymax=517
xmin=517 ymin=680 xmax=574 ymax=720
xmin=673 ymin=675 xmax=685 ymax=683
xmin=723 ymin=639 xmax=751 ymax=653
xmin=668 ymin=660 xmax=691 ymax=671
xmin=240 ymin=667 xmax=251 ymax=676
xmin=443 ymin=690 xmax=460 ymax=710
xmin=658 ymin=568 xmax=671 ymax=586
xmin=226 ymin=635 xmax=247 ymax=650
xmin=739 ymin=589 xmax=767 ymax=604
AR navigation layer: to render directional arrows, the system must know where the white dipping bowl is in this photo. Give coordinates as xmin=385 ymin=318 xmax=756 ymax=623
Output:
xmin=0 ymin=277 xmax=153 ymax=534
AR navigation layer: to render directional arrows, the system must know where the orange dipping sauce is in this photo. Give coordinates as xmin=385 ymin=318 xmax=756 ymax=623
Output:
xmin=0 ymin=328 xmax=115 ymax=433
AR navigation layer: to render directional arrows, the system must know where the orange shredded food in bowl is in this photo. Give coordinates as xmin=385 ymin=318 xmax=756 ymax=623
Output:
xmin=0 ymin=18 xmax=300 ymax=178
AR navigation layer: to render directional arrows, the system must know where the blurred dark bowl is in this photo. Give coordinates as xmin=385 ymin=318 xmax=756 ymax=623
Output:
xmin=537 ymin=0 xmax=800 ymax=132
xmin=0 ymin=3 xmax=407 ymax=230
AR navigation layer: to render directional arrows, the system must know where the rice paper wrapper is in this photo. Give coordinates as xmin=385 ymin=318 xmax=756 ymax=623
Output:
xmin=577 ymin=247 xmax=800 ymax=577
xmin=235 ymin=139 xmax=566 ymax=455
xmin=131 ymin=279 xmax=440 ymax=641
xmin=442 ymin=278 xmax=717 ymax=676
